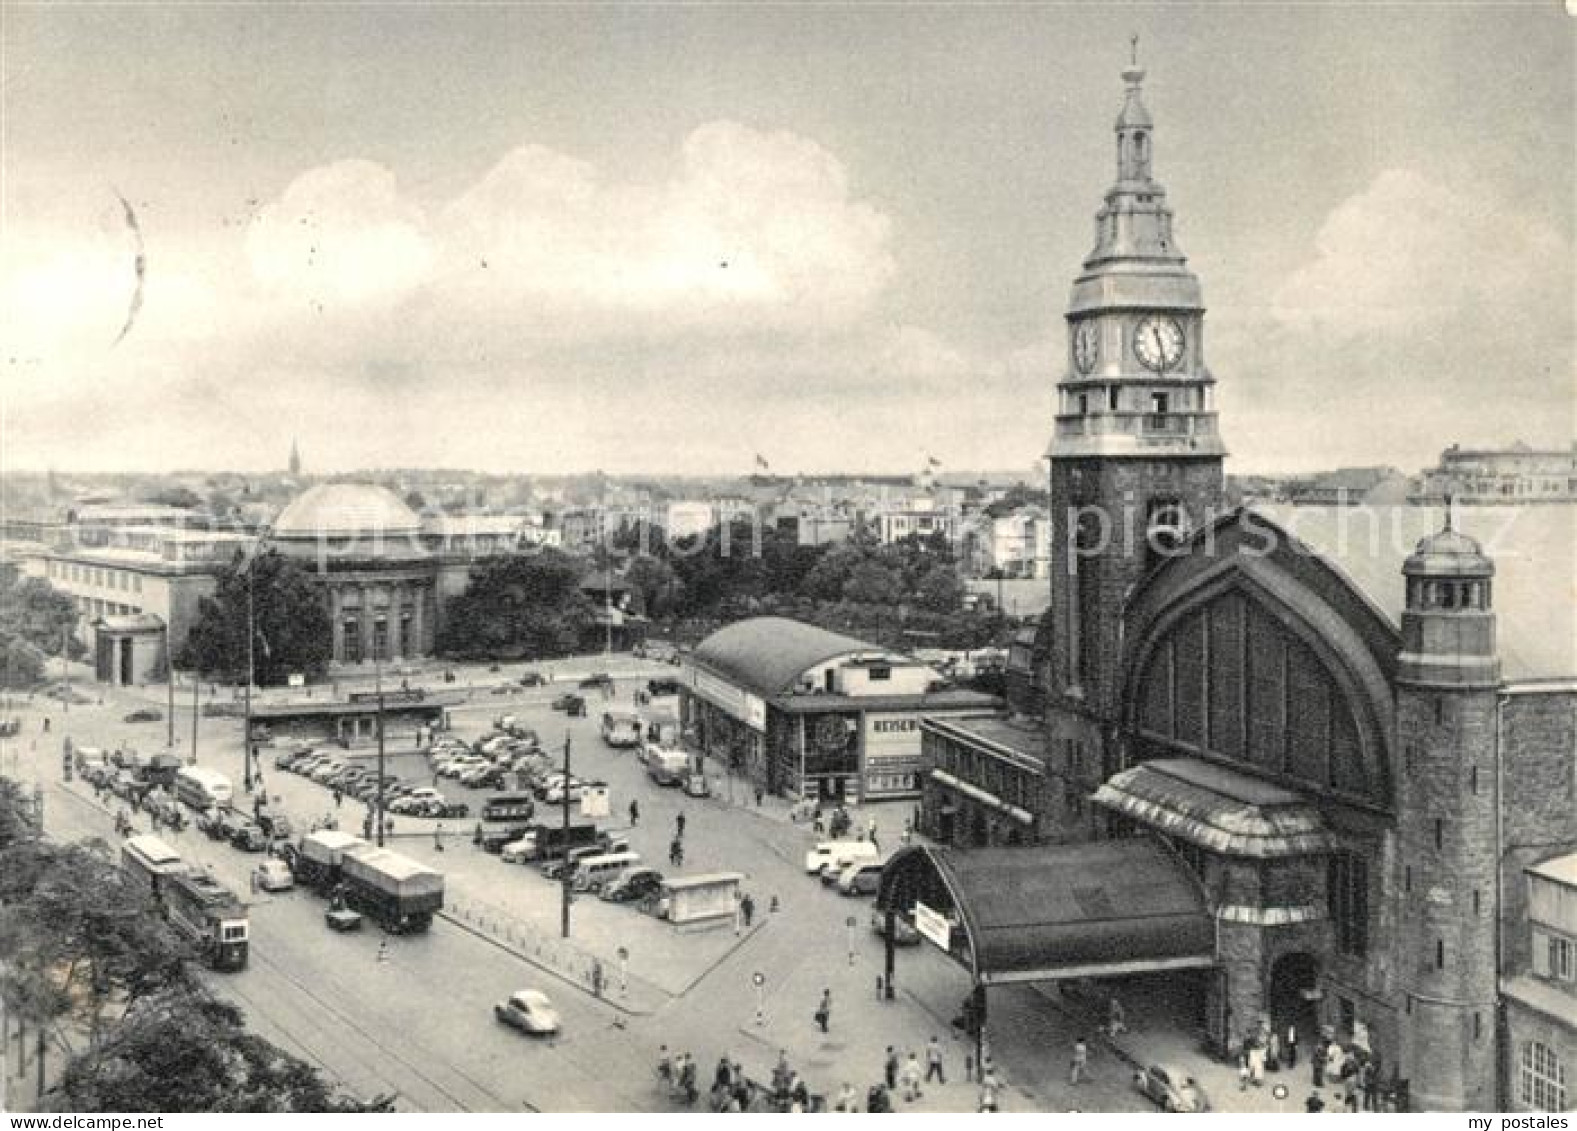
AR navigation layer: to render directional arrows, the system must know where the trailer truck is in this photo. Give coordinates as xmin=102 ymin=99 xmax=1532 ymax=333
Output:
xmin=283 ymin=830 xmax=369 ymax=893
xmin=339 ymin=846 xmax=444 ymax=934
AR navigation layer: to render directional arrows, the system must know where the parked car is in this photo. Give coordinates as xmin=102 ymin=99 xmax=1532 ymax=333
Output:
xmin=550 ymin=693 xmax=586 ymax=713
xmin=836 ymin=859 xmax=886 ymax=896
xmin=228 ymin=821 xmax=269 ymax=852
xmin=600 ymin=867 xmax=665 ymax=903
xmin=1133 ymin=1065 xmax=1210 ymax=1112
xmin=310 ymin=761 xmax=348 ymax=784
xmin=254 ymin=858 xmax=295 ymax=892
xmin=274 ymin=748 xmax=308 ymax=770
xmin=123 ymin=708 xmax=163 ymax=723
xmin=519 ymin=671 xmax=548 ymax=687
xmin=493 ymin=989 xmax=560 ymax=1036
xmin=541 ymin=777 xmax=602 ymax=805
xmin=578 ymin=672 xmax=614 ymax=692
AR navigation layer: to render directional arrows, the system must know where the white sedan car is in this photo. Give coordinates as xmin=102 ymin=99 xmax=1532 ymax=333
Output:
xmin=493 ymin=989 xmax=560 ymax=1035
xmin=254 ymin=859 xmax=295 ymax=892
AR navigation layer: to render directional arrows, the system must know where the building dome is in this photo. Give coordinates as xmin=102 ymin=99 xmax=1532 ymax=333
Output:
xmin=1404 ymin=525 xmax=1494 ymax=579
xmin=271 ymin=483 xmax=422 ymax=540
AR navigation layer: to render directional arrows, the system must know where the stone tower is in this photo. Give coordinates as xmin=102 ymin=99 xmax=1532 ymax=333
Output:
xmin=289 ymin=438 xmax=302 ymax=478
xmin=1044 ymin=51 xmax=1227 ymax=816
xmin=1393 ymin=519 xmax=1501 ymax=1111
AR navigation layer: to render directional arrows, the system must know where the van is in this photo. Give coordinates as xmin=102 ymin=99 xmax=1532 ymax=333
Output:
xmin=174 ymin=766 xmax=233 ymax=810
xmin=645 ymin=747 xmax=689 ymax=786
xmin=600 ymin=711 xmax=643 ymax=749
xmin=571 ymin=851 xmax=642 ymax=894
xmin=836 ymin=859 xmax=886 ymax=896
xmin=803 ymin=839 xmax=878 ymax=876
xmin=481 ymin=792 xmax=535 ymax=822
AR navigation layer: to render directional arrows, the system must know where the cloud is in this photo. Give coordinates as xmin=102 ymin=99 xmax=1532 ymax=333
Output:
xmin=1270 ymin=169 xmax=1569 ymax=341
xmin=246 ymin=159 xmax=433 ymax=305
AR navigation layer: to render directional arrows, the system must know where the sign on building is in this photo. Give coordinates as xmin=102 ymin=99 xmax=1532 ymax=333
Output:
xmin=862 ymin=712 xmax=924 ymax=798
xmin=692 ymin=668 xmax=767 ymax=732
xmin=913 ymin=900 xmax=953 ymax=952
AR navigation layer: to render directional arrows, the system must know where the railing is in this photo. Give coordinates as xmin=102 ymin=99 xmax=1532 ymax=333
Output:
xmin=444 ymin=890 xmax=626 ymax=998
xmin=1055 ymin=412 xmax=1217 ymax=440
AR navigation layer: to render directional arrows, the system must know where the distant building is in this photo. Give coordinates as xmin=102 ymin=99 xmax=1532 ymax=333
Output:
xmin=967 ymin=505 xmax=1050 ymax=579
xmin=1286 ymin=466 xmax=1413 ymax=506
xmin=1416 ymin=441 xmax=1577 ymax=504
xmin=873 ymin=495 xmax=961 ymax=547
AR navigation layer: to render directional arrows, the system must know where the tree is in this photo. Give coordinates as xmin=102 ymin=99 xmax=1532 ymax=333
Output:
xmin=624 ymin=555 xmax=682 ymax=619
xmin=843 ymin=559 xmax=905 ymax=606
xmin=0 ymin=839 xmax=192 ymax=1045
xmin=0 ymin=572 xmax=78 ymax=655
xmin=141 ymin=486 xmax=203 ymax=510
xmin=0 ymin=632 xmax=47 ymax=689
xmin=436 ymin=550 xmax=594 ymax=661
xmin=914 ymin=564 xmax=965 ymax=614
xmin=177 ymin=550 xmax=332 ymax=685
xmin=48 ymin=986 xmax=393 ymax=1113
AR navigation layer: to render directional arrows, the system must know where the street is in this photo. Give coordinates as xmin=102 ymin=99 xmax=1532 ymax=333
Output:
xmin=1 ymin=656 xmax=1200 ymax=1113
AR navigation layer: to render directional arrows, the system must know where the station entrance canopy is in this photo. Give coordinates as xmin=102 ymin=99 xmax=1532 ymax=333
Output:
xmin=876 ymin=839 xmax=1216 ymax=985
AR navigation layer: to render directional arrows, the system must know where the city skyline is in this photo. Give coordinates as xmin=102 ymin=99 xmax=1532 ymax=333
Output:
xmin=3 ymin=5 xmax=1572 ymax=477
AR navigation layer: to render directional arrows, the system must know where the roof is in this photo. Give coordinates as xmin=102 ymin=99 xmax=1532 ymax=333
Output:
xmin=272 ymin=483 xmax=422 ymax=539
xmin=1093 ymin=758 xmax=1338 ymax=858
xmin=95 ymin=613 xmax=166 ymax=633
xmin=1255 ymin=504 xmax=1576 ymax=682
xmin=1528 ymin=852 xmax=1577 ymax=887
xmin=692 ymin=617 xmax=884 ymax=697
xmin=925 ymin=715 xmax=1045 ymax=765
xmin=880 ymin=840 xmax=1214 ymax=984
xmin=769 ymin=688 xmax=999 ymax=715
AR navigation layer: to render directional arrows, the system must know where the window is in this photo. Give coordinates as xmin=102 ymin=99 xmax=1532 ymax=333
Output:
xmin=1108 ymin=387 xmax=1119 ymax=412
xmin=868 ymin=666 xmax=891 ymax=682
xmin=1328 ymin=853 xmax=1369 ymax=957
xmin=1435 ymin=819 xmax=1445 ymax=850
xmin=1520 ymin=1041 xmax=1566 ymax=1113
xmin=1436 ymin=939 xmax=1445 ymax=969
xmin=1535 ymin=929 xmax=1575 ymax=982
xmin=1435 ymin=698 xmax=1446 ymax=725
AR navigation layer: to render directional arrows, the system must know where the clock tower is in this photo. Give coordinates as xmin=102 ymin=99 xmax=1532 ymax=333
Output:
xmin=1045 ymin=51 xmax=1227 ymax=826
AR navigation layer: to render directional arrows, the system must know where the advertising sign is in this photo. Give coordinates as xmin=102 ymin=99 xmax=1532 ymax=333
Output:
xmin=692 ymin=668 xmax=767 ymax=732
xmin=862 ymin=712 xmax=923 ymax=798
xmin=913 ymin=900 xmax=953 ymax=952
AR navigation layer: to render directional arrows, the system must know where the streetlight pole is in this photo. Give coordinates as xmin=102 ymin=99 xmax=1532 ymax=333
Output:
xmin=375 ymin=648 xmax=386 ymax=847
xmin=165 ymin=624 xmax=175 ymax=749
xmin=190 ymin=671 xmax=199 ymax=764
xmin=243 ymin=570 xmax=254 ymax=793
xmin=560 ymin=731 xmax=572 ymax=939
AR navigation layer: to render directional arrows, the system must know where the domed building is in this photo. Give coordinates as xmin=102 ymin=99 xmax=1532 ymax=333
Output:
xmin=269 ymin=483 xmax=483 ymax=664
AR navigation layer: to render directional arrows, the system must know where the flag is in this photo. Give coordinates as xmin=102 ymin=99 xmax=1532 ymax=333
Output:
xmin=927 ymin=455 xmax=942 ymax=469
xmin=755 ymin=454 xmax=770 ymax=470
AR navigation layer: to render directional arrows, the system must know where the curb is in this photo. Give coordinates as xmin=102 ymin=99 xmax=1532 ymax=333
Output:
xmin=436 ymin=909 xmax=663 ymax=1017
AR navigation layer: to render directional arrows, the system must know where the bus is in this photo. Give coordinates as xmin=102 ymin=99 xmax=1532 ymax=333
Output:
xmin=164 ymin=871 xmax=249 ymax=970
xmin=120 ymin=834 xmax=189 ymax=898
xmin=174 ymin=765 xmax=234 ymax=811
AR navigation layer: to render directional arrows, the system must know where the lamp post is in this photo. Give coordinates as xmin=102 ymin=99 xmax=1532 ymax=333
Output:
xmin=560 ymin=730 xmax=573 ymax=939
xmin=243 ymin=569 xmax=255 ymax=793
xmin=165 ymin=623 xmax=176 ymax=749
xmin=374 ymin=646 xmax=386 ymax=847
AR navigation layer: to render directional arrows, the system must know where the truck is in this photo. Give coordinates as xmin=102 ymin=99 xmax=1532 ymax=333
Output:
xmin=339 ymin=846 xmax=444 ymax=934
xmin=645 ymin=746 xmax=691 ymax=787
xmin=283 ymin=830 xmax=369 ymax=893
xmin=499 ymin=820 xmax=605 ymax=864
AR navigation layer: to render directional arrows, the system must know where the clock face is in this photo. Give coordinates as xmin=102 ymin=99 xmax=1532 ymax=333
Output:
xmin=1073 ymin=321 xmax=1099 ymax=373
xmin=1133 ymin=315 xmax=1186 ymax=372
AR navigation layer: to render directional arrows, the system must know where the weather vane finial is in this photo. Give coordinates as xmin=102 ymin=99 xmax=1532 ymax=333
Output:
xmin=1131 ymin=33 xmax=1140 ymax=67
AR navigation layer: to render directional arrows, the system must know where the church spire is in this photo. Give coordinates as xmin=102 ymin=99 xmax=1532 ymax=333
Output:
xmin=288 ymin=438 xmax=301 ymax=477
xmin=1116 ymin=37 xmax=1154 ymax=183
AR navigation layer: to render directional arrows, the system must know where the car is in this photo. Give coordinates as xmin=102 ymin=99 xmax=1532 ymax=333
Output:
xmin=123 ymin=708 xmax=163 ymax=723
xmin=274 ymin=749 xmax=307 ymax=770
xmin=578 ymin=673 xmax=614 ymax=692
xmin=600 ymin=867 xmax=665 ymax=903
xmin=463 ymin=767 xmax=508 ymax=791
xmin=310 ymin=761 xmax=348 ymax=784
xmin=290 ymin=753 xmax=333 ymax=775
xmin=1133 ymin=1064 xmax=1210 ymax=1112
xmin=228 ymin=821 xmax=269 ymax=852
xmin=541 ymin=777 xmax=600 ymax=805
xmin=325 ymin=907 xmax=363 ymax=932
xmin=257 ymin=811 xmax=294 ymax=840
xmin=550 ymin=693 xmax=586 ymax=713
xmin=493 ymin=989 xmax=560 ymax=1036
xmin=254 ymin=859 xmax=295 ymax=891
xmin=490 ymin=683 xmax=518 ymax=696
xmin=519 ymin=671 xmax=548 ymax=687
xmin=440 ymin=757 xmax=487 ymax=779
xmin=836 ymin=859 xmax=886 ymax=896
xmin=196 ymin=808 xmax=228 ymax=839
xmin=403 ymin=787 xmax=447 ymax=806
xmin=869 ymin=906 xmax=921 ymax=945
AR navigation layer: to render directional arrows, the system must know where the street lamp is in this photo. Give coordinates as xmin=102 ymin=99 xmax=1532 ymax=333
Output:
xmin=238 ymin=526 xmax=274 ymax=794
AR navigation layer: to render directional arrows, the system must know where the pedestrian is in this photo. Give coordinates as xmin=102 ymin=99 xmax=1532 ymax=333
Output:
xmin=434 ymin=823 xmax=445 ymax=852
xmin=1360 ymin=1058 xmax=1378 ymax=1111
xmin=1267 ymin=1027 xmax=1281 ymax=1071
xmin=377 ymin=941 xmax=389 ymax=963
xmin=901 ymin=1050 xmax=923 ymax=1101
xmin=249 ymin=869 xmax=259 ymax=894
xmin=1069 ymin=1036 xmax=1089 ymax=1085
xmin=815 ymin=987 xmax=832 ymax=1033
xmin=867 ymin=816 xmax=879 ymax=852
xmin=884 ymin=1046 xmax=899 ymax=1091
xmin=675 ymin=811 xmax=686 ymax=838
xmin=1326 ymin=1041 xmax=1345 ymax=1089
xmin=1286 ymin=1023 xmax=1298 ymax=1069
xmin=978 ymin=1068 xmax=1001 ymax=1112
xmin=1304 ymin=1093 xmax=1326 ymax=1113
xmin=1248 ymin=1038 xmax=1266 ymax=1086
xmin=925 ymin=1035 xmax=945 ymax=1084
xmin=1108 ymin=995 xmax=1128 ymax=1037
xmin=741 ymin=892 xmax=755 ymax=927
xmin=1312 ymin=1038 xmax=1327 ymax=1088
xmin=835 ymin=1082 xmax=858 ymax=1112
xmin=866 ymin=1084 xmax=892 ymax=1113
xmin=332 ymin=787 xmax=343 ymax=809
xmin=1238 ymin=1048 xmax=1251 ymax=1091
xmin=656 ymin=1045 xmax=673 ymax=1091
xmin=754 ymin=786 xmax=764 ymax=807
xmin=629 ymin=799 xmax=639 ymax=827
xmin=43 ymin=717 xmax=50 ymax=733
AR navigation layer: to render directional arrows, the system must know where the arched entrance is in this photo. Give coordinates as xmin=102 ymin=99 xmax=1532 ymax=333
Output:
xmin=1269 ymin=952 xmax=1320 ymax=1042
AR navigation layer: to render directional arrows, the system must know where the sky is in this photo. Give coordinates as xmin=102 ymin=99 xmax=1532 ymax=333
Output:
xmin=2 ymin=3 xmax=1572 ymax=478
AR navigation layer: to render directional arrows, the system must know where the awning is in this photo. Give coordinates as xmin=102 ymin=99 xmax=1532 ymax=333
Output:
xmin=928 ymin=769 xmax=1034 ymax=825
xmin=1093 ymin=757 xmax=1337 ymax=859
xmin=876 ymin=839 xmax=1216 ymax=985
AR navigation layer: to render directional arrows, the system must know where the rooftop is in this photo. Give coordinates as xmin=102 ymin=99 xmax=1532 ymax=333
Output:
xmin=1529 ymin=852 xmax=1577 ymax=888
xmin=272 ymin=483 xmax=422 ymax=539
xmin=692 ymin=616 xmax=889 ymax=698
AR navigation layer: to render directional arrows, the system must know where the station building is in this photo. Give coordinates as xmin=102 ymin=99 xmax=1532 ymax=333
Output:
xmin=680 ymin=617 xmax=997 ymax=802
xmin=881 ymin=58 xmax=1577 ymax=1113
